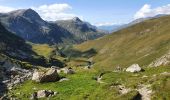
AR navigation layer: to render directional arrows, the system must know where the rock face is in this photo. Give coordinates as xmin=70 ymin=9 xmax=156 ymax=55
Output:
xmin=126 ymin=64 xmax=142 ymax=73
xmin=32 ymin=68 xmax=60 ymax=83
xmin=149 ymin=51 xmax=170 ymax=67
xmin=0 ymin=22 xmax=35 ymax=60
xmin=0 ymin=55 xmax=32 ymax=90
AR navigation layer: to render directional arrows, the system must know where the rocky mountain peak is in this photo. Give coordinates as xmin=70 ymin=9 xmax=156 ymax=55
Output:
xmin=9 ymin=8 xmax=41 ymax=20
xmin=72 ymin=17 xmax=82 ymax=22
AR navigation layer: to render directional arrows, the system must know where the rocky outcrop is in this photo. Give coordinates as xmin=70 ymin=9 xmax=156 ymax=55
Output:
xmin=126 ymin=64 xmax=142 ymax=73
xmin=0 ymin=55 xmax=32 ymax=90
xmin=149 ymin=51 xmax=170 ymax=67
xmin=137 ymin=85 xmax=152 ymax=100
xmin=32 ymin=68 xmax=60 ymax=83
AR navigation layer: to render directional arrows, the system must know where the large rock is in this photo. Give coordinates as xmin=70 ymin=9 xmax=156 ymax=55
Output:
xmin=126 ymin=64 xmax=142 ymax=73
xmin=32 ymin=68 xmax=60 ymax=83
xmin=32 ymin=70 xmax=44 ymax=82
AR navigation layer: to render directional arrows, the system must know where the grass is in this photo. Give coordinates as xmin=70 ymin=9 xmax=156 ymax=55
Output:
xmin=31 ymin=43 xmax=55 ymax=58
xmin=8 ymin=15 xmax=170 ymax=99
xmin=9 ymin=66 xmax=170 ymax=100
xmin=73 ymin=15 xmax=170 ymax=71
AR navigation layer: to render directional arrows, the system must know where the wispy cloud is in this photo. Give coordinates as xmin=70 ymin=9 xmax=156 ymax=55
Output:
xmin=134 ymin=4 xmax=170 ymax=19
xmin=0 ymin=3 xmax=81 ymax=21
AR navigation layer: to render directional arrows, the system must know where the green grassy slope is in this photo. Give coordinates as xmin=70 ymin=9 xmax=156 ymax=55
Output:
xmin=9 ymin=66 xmax=170 ymax=100
xmin=74 ymin=15 xmax=170 ymax=70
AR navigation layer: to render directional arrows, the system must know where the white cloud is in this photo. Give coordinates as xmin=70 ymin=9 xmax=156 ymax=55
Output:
xmin=0 ymin=5 xmax=16 ymax=13
xmin=0 ymin=3 xmax=80 ymax=21
xmin=32 ymin=3 xmax=77 ymax=21
xmin=134 ymin=4 xmax=170 ymax=19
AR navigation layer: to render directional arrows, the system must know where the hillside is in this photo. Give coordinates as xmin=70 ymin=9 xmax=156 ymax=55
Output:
xmin=0 ymin=22 xmax=35 ymax=60
xmin=74 ymin=15 xmax=170 ymax=70
xmin=1 ymin=15 xmax=170 ymax=100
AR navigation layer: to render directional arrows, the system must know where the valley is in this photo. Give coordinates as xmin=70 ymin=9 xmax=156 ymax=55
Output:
xmin=0 ymin=2 xmax=170 ymax=100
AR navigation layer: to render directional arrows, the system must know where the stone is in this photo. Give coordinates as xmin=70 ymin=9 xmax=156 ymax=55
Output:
xmin=42 ymin=68 xmax=60 ymax=82
xmin=149 ymin=51 xmax=170 ymax=67
xmin=62 ymin=68 xmax=75 ymax=74
xmin=37 ymin=90 xmax=48 ymax=98
xmin=32 ymin=68 xmax=60 ymax=83
xmin=59 ymin=78 xmax=69 ymax=82
xmin=126 ymin=64 xmax=142 ymax=73
xmin=32 ymin=70 xmax=44 ymax=82
xmin=30 ymin=92 xmax=37 ymax=100
xmin=34 ymin=90 xmax=56 ymax=98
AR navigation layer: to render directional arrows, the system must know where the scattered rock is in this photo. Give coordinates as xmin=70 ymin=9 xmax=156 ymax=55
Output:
xmin=30 ymin=92 xmax=37 ymax=100
xmin=97 ymin=73 xmax=105 ymax=83
xmin=31 ymin=90 xmax=57 ymax=99
xmin=62 ymin=68 xmax=75 ymax=74
xmin=59 ymin=78 xmax=69 ymax=82
xmin=149 ymin=51 xmax=170 ymax=67
xmin=113 ymin=66 xmax=122 ymax=72
xmin=142 ymin=75 xmax=148 ymax=78
xmin=137 ymin=85 xmax=152 ymax=100
xmin=160 ymin=72 xmax=170 ymax=76
xmin=32 ymin=68 xmax=60 ymax=83
xmin=2 ymin=65 xmax=32 ymax=90
xmin=32 ymin=70 xmax=44 ymax=83
xmin=118 ymin=85 xmax=131 ymax=95
xmin=126 ymin=64 xmax=142 ymax=73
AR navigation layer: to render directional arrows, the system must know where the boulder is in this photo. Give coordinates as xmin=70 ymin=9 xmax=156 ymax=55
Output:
xmin=31 ymin=90 xmax=57 ymax=99
xmin=126 ymin=64 xmax=142 ymax=73
xmin=32 ymin=70 xmax=44 ymax=82
xmin=42 ymin=68 xmax=60 ymax=82
xmin=32 ymin=68 xmax=60 ymax=83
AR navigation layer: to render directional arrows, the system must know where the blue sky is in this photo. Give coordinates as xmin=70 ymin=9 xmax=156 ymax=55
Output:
xmin=0 ymin=0 xmax=170 ymax=26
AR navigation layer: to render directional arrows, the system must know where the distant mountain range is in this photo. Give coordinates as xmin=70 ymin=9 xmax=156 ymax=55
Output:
xmin=0 ymin=9 xmax=105 ymax=44
xmin=97 ymin=25 xmax=122 ymax=33
xmin=97 ymin=14 xmax=168 ymax=33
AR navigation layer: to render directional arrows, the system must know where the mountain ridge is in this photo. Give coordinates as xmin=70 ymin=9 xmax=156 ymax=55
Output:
xmin=0 ymin=9 xmax=105 ymax=44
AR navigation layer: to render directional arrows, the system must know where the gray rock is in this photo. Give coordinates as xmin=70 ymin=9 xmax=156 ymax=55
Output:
xmin=62 ymin=68 xmax=75 ymax=74
xmin=31 ymin=90 xmax=57 ymax=99
xmin=32 ymin=68 xmax=60 ymax=83
xmin=149 ymin=52 xmax=170 ymax=67
xmin=126 ymin=64 xmax=142 ymax=73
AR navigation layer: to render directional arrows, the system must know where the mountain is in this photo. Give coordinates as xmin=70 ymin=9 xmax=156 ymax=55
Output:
xmin=97 ymin=14 xmax=169 ymax=34
xmin=0 ymin=9 xmax=75 ymax=44
xmin=55 ymin=17 xmax=105 ymax=43
xmin=97 ymin=24 xmax=123 ymax=33
xmin=0 ymin=22 xmax=34 ymax=59
xmin=74 ymin=15 xmax=170 ymax=70
xmin=0 ymin=9 xmax=105 ymax=44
